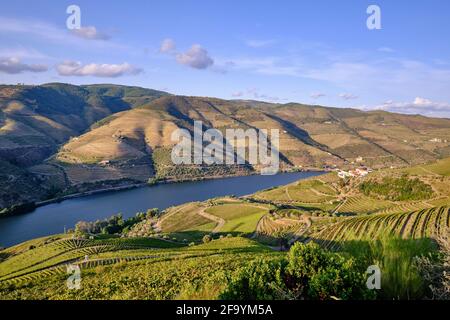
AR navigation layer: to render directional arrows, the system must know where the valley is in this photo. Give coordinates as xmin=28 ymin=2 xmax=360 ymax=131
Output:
xmin=1 ymin=83 xmax=450 ymax=215
xmin=0 ymin=156 xmax=449 ymax=300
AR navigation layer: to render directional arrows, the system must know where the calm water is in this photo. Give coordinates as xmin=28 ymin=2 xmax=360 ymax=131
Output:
xmin=0 ymin=172 xmax=321 ymax=247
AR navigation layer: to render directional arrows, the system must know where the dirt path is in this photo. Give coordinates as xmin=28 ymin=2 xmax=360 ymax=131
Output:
xmin=419 ymin=166 xmax=439 ymax=176
xmin=198 ymin=208 xmax=225 ymax=234
xmin=309 ymin=188 xmax=332 ymax=197
xmin=285 ymin=187 xmax=293 ymax=201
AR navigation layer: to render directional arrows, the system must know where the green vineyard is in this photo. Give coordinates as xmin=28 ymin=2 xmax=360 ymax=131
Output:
xmin=312 ymin=206 xmax=450 ymax=249
xmin=336 ymin=195 xmax=393 ymax=215
xmin=0 ymin=237 xmax=182 ymax=285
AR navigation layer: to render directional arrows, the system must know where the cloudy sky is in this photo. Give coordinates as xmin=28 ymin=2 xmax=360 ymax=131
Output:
xmin=1 ymin=0 xmax=450 ymax=117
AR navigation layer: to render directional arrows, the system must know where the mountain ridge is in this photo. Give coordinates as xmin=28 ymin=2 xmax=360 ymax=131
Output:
xmin=1 ymin=83 xmax=450 ymax=213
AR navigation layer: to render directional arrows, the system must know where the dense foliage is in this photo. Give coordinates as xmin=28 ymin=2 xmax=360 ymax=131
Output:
xmin=359 ymin=175 xmax=433 ymax=201
xmin=220 ymin=242 xmax=375 ymax=300
xmin=74 ymin=209 xmax=159 ymax=236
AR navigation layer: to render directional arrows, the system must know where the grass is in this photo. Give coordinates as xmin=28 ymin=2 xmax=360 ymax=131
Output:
xmin=404 ymin=157 xmax=450 ymax=176
xmin=341 ymin=236 xmax=437 ymax=299
xmin=159 ymin=203 xmax=211 ymax=233
xmin=205 ymin=203 xmax=266 ymax=220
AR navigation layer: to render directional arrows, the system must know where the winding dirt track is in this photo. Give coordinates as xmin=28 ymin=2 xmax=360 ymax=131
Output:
xmin=198 ymin=208 xmax=225 ymax=233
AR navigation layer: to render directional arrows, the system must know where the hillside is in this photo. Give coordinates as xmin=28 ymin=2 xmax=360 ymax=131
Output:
xmin=1 ymin=83 xmax=450 ymax=212
xmin=0 ymin=83 xmax=168 ymax=211
xmin=48 ymin=96 xmax=450 ymax=197
xmin=1 ymin=158 xmax=449 ymax=300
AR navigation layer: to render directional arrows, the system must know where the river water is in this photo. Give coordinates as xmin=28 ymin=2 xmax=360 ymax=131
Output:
xmin=0 ymin=171 xmax=322 ymax=247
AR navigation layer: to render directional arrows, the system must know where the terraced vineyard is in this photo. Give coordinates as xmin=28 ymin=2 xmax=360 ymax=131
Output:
xmin=255 ymin=214 xmax=309 ymax=245
xmin=0 ymin=237 xmax=182 ymax=286
xmin=336 ymin=196 xmax=394 ymax=215
xmin=0 ymin=237 xmax=278 ymax=299
xmin=312 ymin=206 xmax=450 ymax=249
xmin=255 ymin=176 xmax=339 ymax=208
xmin=375 ymin=201 xmax=433 ymax=215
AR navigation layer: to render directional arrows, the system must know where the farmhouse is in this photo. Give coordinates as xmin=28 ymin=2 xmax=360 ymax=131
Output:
xmin=337 ymin=168 xmax=370 ymax=179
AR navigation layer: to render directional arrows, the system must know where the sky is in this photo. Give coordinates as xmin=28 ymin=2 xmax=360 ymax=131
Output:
xmin=1 ymin=0 xmax=450 ymax=117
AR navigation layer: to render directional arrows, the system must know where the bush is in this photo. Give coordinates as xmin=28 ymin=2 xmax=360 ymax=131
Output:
xmin=220 ymin=242 xmax=375 ymax=300
xmin=220 ymin=258 xmax=287 ymax=300
xmin=287 ymin=243 xmax=374 ymax=300
xmin=415 ymin=232 xmax=450 ymax=300
xmin=202 ymin=235 xmax=212 ymax=244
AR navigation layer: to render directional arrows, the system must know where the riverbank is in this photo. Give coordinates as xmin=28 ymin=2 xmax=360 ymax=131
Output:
xmin=1 ymin=167 xmax=327 ymax=219
xmin=0 ymin=171 xmax=323 ymax=247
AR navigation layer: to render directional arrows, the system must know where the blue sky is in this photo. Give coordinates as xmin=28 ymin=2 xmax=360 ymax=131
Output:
xmin=1 ymin=0 xmax=450 ymax=117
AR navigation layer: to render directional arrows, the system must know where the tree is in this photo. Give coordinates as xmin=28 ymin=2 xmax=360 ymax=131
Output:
xmin=202 ymin=234 xmax=212 ymax=244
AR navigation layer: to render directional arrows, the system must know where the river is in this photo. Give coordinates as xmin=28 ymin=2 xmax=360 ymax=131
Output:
xmin=0 ymin=171 xmax=322 ymax=247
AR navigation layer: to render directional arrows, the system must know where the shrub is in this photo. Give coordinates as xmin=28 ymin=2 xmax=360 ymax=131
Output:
xmin=220 ymin=258 xmax=287 ymax=300
xmin=202 ymin=235 xmax=212 ymax=244
xmin=287 ymin=243 xmax=374 ymax=300
xmin=146 ymin=208 xmax=160 ymax=218
xmin=221 ymin=242 xmax=375 ymax=300
xmin=416 ymin=232 xmax=450 ymax=300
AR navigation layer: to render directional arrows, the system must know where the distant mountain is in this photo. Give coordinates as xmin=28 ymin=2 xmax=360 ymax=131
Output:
xmin=0 ymin=83 xmax=168 ymax=211
xmin=1 ymin=83 xmax=450 ymax=212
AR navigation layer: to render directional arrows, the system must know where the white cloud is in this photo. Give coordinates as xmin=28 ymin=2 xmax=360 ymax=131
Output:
xmin=0 ymin=17 xmax=126 ymax=50
xmin=0 ymin=57 xmax=47 ymax=74
xmin=159 ymin=38 xmax=176 ymax=53
xmin=71 ymin=26 xmax=110 ymax=40
xmin=176 ymin=44 xmax=214 ymax=70
xmin=310 ymin=92 xmax=326 ymax=99
xmin=159 ymin=40 xmax=214 ymax=70
xmin=0 ymin=48 xmax=49 ymax=59
xmin=373 ymin=97 xmax=450 ymax=118
xmin=56 ymin=61 xmax=142 ymax=77
xmin=339 ymin=93 xmax=358 ymax=100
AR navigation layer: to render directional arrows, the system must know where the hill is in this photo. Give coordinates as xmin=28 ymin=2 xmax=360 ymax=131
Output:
xmin=47 ymin=96 xmax=450 ymax=199
xmin=1 ymin=157 xmax=449 ymax=300
xmin=0 ymin=83 xmax=168 ymax=211
xmin=2 ymin=83 xmax=450 ymax=212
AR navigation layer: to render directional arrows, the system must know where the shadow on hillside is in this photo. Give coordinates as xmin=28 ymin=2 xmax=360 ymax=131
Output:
xmin=305 ymin=236 xmax=438 ymax=254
